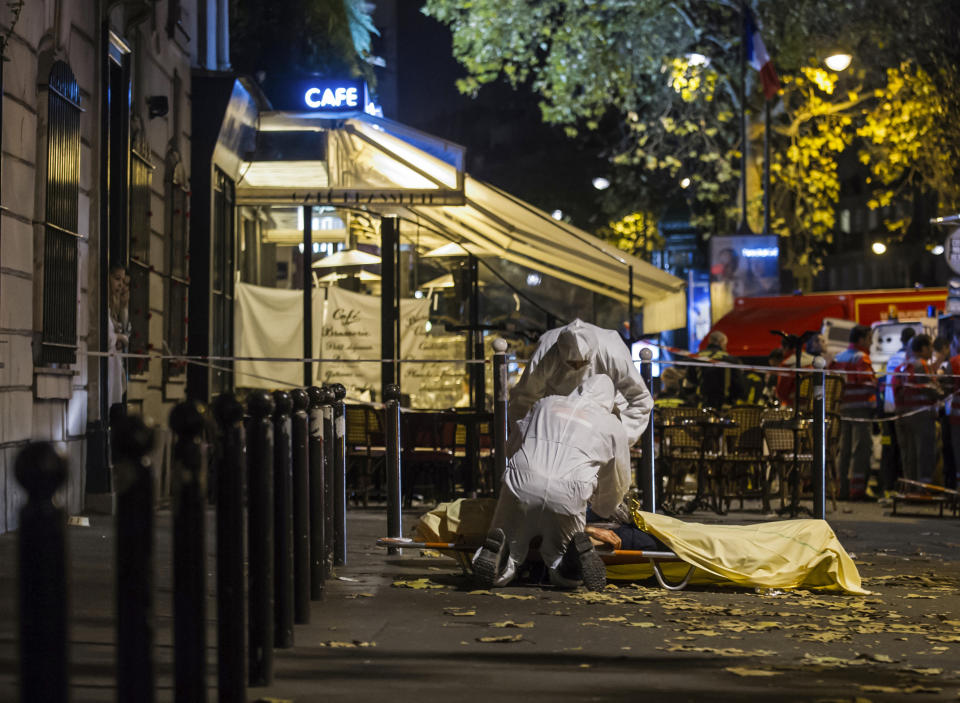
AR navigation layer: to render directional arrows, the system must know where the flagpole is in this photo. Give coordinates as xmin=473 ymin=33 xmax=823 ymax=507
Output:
xmin=738 ymin=0 xmax=752 ymax=234
xmin=763 ymin=97 xmax=771 ymax=234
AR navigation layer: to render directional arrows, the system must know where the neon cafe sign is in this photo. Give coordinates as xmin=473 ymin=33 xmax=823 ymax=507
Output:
xmin=302 ymin=79 xmax=381 ymax=117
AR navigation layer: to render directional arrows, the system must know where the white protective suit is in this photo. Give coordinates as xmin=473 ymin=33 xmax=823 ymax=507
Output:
xmin=487 ymin=375 xmax=632 ymax=585
xmin=509 ymin=319 xmax=653 ymax=446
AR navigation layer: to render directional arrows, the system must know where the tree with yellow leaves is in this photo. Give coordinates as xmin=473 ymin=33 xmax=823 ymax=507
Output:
xmin=423 ymin=0 xmax=960 ymax=281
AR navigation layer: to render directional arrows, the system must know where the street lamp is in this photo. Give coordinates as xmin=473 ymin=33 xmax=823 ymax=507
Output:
xmin=824 ymin=52 xmax=852 ymax=72
xmin=871 ymin=241 xmax=887 ymax=255
xmin=592 ymin=176 xmax=611 ymax=190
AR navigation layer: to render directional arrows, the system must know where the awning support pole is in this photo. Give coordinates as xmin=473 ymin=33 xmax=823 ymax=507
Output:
xmin=381 ymin=215 xmax=399 ymax=398
xmin=628 ymin=265 xmax=634 ymax=345
xmin=302 ymin=205 xmax=312 ymax=386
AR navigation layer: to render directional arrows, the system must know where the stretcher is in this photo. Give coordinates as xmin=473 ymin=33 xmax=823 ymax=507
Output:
xmin=891 ymin=478 xmax=960 ymax=518
xmin=376 ymin=537 xmax=696 ymax=590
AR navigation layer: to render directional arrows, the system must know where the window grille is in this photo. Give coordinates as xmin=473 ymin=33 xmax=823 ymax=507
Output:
xmin=127 ymin=117 xmax=154 ymax=375
xmin=164 ymin=152 xmax=190 ymax=381
xmin=40 ymin=61 xmax=82 ymax=365
xmin=211 ymin=167 xmax=235 ymax=394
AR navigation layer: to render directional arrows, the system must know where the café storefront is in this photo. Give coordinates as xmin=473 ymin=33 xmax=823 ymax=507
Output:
xmin=188 ymin=76 xmax=686 ymax=409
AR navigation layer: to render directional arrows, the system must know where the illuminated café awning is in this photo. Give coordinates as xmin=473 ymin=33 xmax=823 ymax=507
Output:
xmin=235 ymin=112 xmax=685 ymax=334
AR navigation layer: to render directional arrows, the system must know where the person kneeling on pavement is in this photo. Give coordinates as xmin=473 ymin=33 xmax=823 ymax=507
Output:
xmin=473 ymin=375 xmax=631 ymax=591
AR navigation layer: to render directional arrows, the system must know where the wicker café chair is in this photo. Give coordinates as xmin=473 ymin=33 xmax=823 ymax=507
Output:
xmin=719 ymin=405 xmax=767 ymax=511
xmin=657 ymin=405 xmax=709 ymax=510
xmin=761 ymin=408 xmax=813 ymax=514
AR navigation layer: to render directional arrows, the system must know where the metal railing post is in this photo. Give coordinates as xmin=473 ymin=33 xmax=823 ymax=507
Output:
xmin=114 ymin=415 xmax=156 ymax=703
xmin=211 ymin=393 xmax=246 ymax=703
xmin=16 ymin=443 xmax=68 ymax=703
xmin=812 ymin=357 xmax=827 ymax=519
xmin=272 ymin=390 xmax=294 ymax=649
xmin=169 ymin=401 xmax=208 ymax=703
xmin=492 ymin=338 xmax=509 ymax=496
xmin=639 ymin=348 xmax=657 ymax=513
xmin=384 ymin=383 xmax=402 ymax=553
xmin=321 ymin=386 xmax=336 ymax=577
xmin=331 ymin=382 xmax=348 ymax=566
xmin=289 ymin=388 xmax=311 ymax=621
xmin=246 ymin=390 xmax=275 ymax=686
xmin=307 ymin=386 xmax=326 ymax=599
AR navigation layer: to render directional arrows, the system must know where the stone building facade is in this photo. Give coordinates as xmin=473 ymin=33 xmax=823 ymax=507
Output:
xmin=0 ymin=0 xmax=228 ymax=534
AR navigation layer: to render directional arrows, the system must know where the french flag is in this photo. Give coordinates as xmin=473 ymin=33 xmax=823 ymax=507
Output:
xmin=744 ymin=8 xmax=780 ymax=100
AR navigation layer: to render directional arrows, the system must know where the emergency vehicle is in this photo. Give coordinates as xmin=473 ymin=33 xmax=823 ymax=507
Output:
xmin=705 ymin=287 xmax=947 ymax=363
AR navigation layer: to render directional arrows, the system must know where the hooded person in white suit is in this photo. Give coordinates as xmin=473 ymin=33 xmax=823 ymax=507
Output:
xmin=509 ymin=319 xmax=653 ymax=446
xmin=473 ymin=374 xmax=632 ymax=590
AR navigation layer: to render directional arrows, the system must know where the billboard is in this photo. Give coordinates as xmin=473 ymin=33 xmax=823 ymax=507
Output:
xmin=709 ymin=234 xmax=780 ymax=298
xmin=687 ymin=270 xmax=711 ymax=352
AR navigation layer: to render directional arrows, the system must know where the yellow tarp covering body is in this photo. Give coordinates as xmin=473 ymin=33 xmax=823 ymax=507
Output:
xmin=414 ymin=499 xmax=866 ymax=595
xmin=607 ymin=511 xmax=867 ymax=595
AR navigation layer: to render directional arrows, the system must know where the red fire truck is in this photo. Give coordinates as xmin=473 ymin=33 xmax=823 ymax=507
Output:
xmin=705 ymin=287 xmax=947 ymax=360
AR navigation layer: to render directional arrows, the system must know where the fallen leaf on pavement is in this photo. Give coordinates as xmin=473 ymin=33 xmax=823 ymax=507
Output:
xmin=392 ymin=578 xmax=446 ymax=590
xmin=491 ymin=620 xmax=534 ymax=628
xmin=468 ymin=589 xmax=493 ymax=596
xmin=856 ymin=653 xmax=896 ymax=663
xmin=801 ymin=654 xmax=865 ymax=668
xmin=663 ymin=645 xmax=777 ymax=657
xmin=724 ymin=667 xmax=781 ymax=677
xmin=797 ymin=631 xmax=849 ymax=643
xmin=597 ymin=616 xmax=627 ymax=622
xmin=319 ymin=640 xmax=376 ymax=648
xmin=905 ymin=594 xmax=937 ymax=599
xmin=477 ymin=634 xmax=524 ymax=643
xmin=624 ymin=622 xmax=658 ymax=628
xmin=900 ymin=667 xmax=942 ymax=676
xmin=859 ymin=686 xmax=901 ymax=694
xmin=927 ymin=635 xmax=960 ymax=643
xmin=444 ymin=608 xmax=476 ymax=617
xmin=496 ymin=593 xmax=536 ymax=600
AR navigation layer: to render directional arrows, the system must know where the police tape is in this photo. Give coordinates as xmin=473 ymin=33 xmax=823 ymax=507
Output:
xmin=83 ymin=348 xmax=959 ymax=419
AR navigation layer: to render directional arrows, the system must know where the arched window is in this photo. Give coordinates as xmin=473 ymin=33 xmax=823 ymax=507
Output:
xmin=164 ymin=149 xmax=190 ymax=384
xmin=39 ymin=61 xmax=82 ymax=365
xmin=127 ymin=115 xmax=154 ymax=375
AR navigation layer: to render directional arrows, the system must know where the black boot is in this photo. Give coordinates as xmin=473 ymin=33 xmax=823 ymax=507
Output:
xmin=560 ymin=532 xmax=606 ymax=592
xmin=473 ymin=528 xmax=507 ymax=589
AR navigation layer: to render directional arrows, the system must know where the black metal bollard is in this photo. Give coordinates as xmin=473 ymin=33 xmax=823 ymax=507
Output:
xmin=247 ymin=390 xmax=275 ymax=686
xmin=169 ymin=401 xmax=208 ymax=703
xmin=307 ymin=386 xmax=326 ymax=600
xmin=211 ymin=393 xmax=246 ymax=703
xmin=812 ymin=358 xmax=827 ymax=519
xmin=321 ymin=386 xmax=336 ymax=577
xmin=114 ymin=415 xmax=156 ymax=703
xmin=331 ymin=383 xmax=348 ymax=566
xmin=492 ymin=338 xmax=509 ymax=496
xmin=639 ymin=349 xmax=657 ymax=513
xmin=384 ymin=384 xmax=403 ymax=554
xmin=290 ymin=388 xmax=311 ymax=621
xmin=272 ymin=390 xmax=295 ymax=649
xmin=16 ymin=443 xmax=68 ymax=703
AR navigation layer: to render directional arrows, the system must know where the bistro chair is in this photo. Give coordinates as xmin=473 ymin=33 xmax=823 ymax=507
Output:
xmin=403 ymin=410 xmax=459 ymax=506
xmin=344 ymin=404 xmax=386 ymax=507
xmin=761 ymin=408 xmax=813 ymax=515
xmin=656 ymin=405 xmax=710 ymax=511
xmin=719 ymin=405 xmax=767 ymax=512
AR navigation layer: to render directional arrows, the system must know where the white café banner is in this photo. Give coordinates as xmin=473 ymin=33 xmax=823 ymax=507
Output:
xmin=234 ymin=282 xmax=469 ymax=404
xmin=399 ymin=307 xmax=468 ymax=409
xmin=234 ymin=282 xmax=323 ymax=389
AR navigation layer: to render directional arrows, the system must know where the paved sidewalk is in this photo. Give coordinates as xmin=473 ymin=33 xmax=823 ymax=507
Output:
xmin=1 ymin=501 xmax=959 ymax=702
